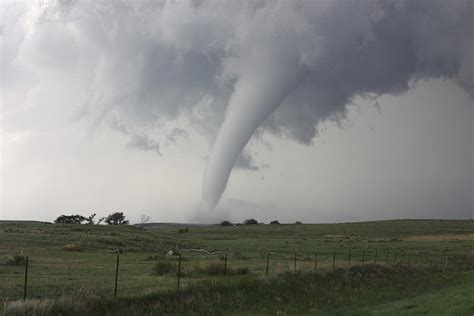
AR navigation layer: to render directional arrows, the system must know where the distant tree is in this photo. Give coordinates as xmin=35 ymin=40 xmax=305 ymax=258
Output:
xmin=294 ymin=221 xmax=302 ymax=225
xmin=269 ymin=220 xmax=280 ymax=225
xmin=243 ymin=219 xmax=259 ymax=225
xmin=220 ymin=220 xmax=232 ymax=227
xmin=104 ymin=212 xmax=129 ymax=225
xmin=140 ymin=214 xmax=152 ymax=227
xmin=54 ymin=214 xmax=87 ymax=224
xmin=85 ymin=213 xmax=96 ymax=225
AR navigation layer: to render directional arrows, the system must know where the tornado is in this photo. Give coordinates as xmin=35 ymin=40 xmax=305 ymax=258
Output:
xmin=202 ymin=49 xmax=302 ymax=208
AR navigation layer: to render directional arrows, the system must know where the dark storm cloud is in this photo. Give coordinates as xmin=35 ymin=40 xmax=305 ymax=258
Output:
xmin=2 ymin=0 xmax=472 ymax=207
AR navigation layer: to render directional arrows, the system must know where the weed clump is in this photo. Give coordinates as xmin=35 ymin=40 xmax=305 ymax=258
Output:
xmin=0 ymin=254 xmax=27 ymax=266
xmin=152 ymin=261 xmax=175 ymax=276
xmin=197 ymin=263 xmax=249 ymax=276
xmin=64 ymin=244 xmax=82 ymax=252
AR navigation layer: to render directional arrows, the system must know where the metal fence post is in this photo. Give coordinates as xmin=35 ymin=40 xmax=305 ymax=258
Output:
xmin=23 ymin=256 xmax=29 ymax=301
xmin=314 ymin=252 xmax=317 ymax=272
xmin=224 ymin=253 xmax=227 ymax=277
xmin=177 ymin=253 xmax=181 ymax=289
xmin=114 ymin=253 xmax=120 ymax=297
xmin=294 ymin=252 xmax=297 ymax=272
xmin=332 ymin=250 xmax=336 ymax=269
xmin=266 ymin=251 xmax=270 ymax=276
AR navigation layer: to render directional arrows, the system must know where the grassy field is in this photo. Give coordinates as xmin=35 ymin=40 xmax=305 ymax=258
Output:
xmin=0 ymin=219 xmax=473 ymax=315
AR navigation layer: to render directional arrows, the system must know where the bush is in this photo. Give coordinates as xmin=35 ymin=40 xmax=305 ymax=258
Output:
xmin=0 ymin=254 xmax=27 ymax=266
xmin=269 ymin=220 xmax=280 ymax=225
xmin=294 ymin=221 xmax=302 ymax=225
xmin=64 ymin=244 xmax=82 ymax=252
xmin=178 ymin=228 xmax=189 ymax=233
xmin=243 ymin=219 xmax=259 ymax=225
xmin=197 ymin=263 xmax=250 ymax=276
xmin=220 ymin=220 xmax=232 ymax=227
xmin=102 ymin=212 xmax=129 ymax=225
xmin=152 ymin=261 xmax=175 ymax=276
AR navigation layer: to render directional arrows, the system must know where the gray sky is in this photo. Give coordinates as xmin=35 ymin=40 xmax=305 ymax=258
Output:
xmin=1 ymin=1 xmax=473 ymax=223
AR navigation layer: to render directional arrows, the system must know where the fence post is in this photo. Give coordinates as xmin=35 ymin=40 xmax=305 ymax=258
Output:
xmin=374 ymin=250 xmax=378 ymax=263
xmin=362 ymin=250 xmax=365 ymax=265
xmin=332 ymin=250 xmax=336 ymax=269
xmin=23 ymin=256 xmax=29 ymax=301
xmin=445 ymin=256 xmax=448 ymax=268
xmin=114 ymin=253 xmax=120 ymax=297
xmin=266 ymin=251 xmax=270 ymax=275
xmin=348 ymin=249 xmax=351 ymax=266
xmin=384 ymin=251 xmax=389 ymax=262
xmin=394 ymin=252 xmax=398 ymax=263
xmin=177 ymin=253 xmax=182 ymax=289
xmin=224 ymin=252 xmax=227 ymax=277
xmin=314 ymin=252 xmax=317 ymax=272
xmin=294 ymin=252 xmax=297 ymax=272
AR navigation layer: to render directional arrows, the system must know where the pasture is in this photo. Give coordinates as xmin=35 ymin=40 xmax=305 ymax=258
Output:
xmin=1 ymin=219 xmax=473 ymax=315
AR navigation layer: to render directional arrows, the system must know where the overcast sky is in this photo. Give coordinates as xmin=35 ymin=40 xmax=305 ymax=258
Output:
xmin=1 ymin=0 xmax=473 ymax=224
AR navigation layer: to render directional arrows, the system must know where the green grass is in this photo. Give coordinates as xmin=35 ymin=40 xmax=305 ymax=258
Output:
xmin=0 ymin=219 xmax=473 ymax=314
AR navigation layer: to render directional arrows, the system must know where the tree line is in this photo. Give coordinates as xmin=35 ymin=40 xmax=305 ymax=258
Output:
xmin=54 ymin=212 xmax=129 ymax=225
xmin=220 ymin=219 xmax=303 ymax=226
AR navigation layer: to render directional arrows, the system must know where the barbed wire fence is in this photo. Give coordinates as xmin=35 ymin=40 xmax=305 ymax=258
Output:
xmin=0 ymin=248 xmax=471 ymax=302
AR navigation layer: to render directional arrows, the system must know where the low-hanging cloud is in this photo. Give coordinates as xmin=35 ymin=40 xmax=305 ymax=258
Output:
xmin=1 ymin=0 xmax=472 ymax=208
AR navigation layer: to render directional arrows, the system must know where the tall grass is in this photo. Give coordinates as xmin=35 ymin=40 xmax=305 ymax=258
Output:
xmin=5 ymin=264 xmax=463 ymax=316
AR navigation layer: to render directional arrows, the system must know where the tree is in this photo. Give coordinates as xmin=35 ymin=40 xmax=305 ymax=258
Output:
xmin=294 ymin=221 xmax=302 ymax=225
xmin=140 ymin=214 xmax=151 ymax=227
xmin=54 ymin=214 xmax=87 ymax=224
xmin=220 ymin=220 xmax=232 ymax=227
xmin=85 ymin=213 xmax=96 ymax=225
xmin=269 ymin=220 xmax=280 ymax=225
xmin=243 ymin=219 xmax=259 ymax=225
xmin=104 ymin=212 xmax=129 ymax=225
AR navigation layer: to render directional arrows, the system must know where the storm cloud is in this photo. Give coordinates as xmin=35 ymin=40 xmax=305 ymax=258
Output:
xmin=1 ymin=0 xmax=472 ymax=215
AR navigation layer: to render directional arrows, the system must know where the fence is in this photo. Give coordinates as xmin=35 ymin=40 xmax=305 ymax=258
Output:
xmin=0 ymin=248 xmax=470 ymax=301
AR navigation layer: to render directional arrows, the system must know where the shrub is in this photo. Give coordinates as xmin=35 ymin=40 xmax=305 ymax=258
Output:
xmin=197 ymin=263 xmax=250 ymax=276
xmin=294 ymin=221 xmax=302 ymax=225
xmin=270 ymin=220 xmax=280 ymax=225
xmin=0 ymin=254 xmax=27 ymax=266
xmin=178 ymin=228 xmax=189 ymax=233
xmin=152 ymin=261 xmax=175 ymax=276
xmin=243 ymin=219 xmax=259 ymax=225
xmin=64 ymin=244 xmax=82 ymax=252
xmin=103 ymin=212 xmax=129 ymax=225
xmin=220 ymin=220 xmax=232 ymax=227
